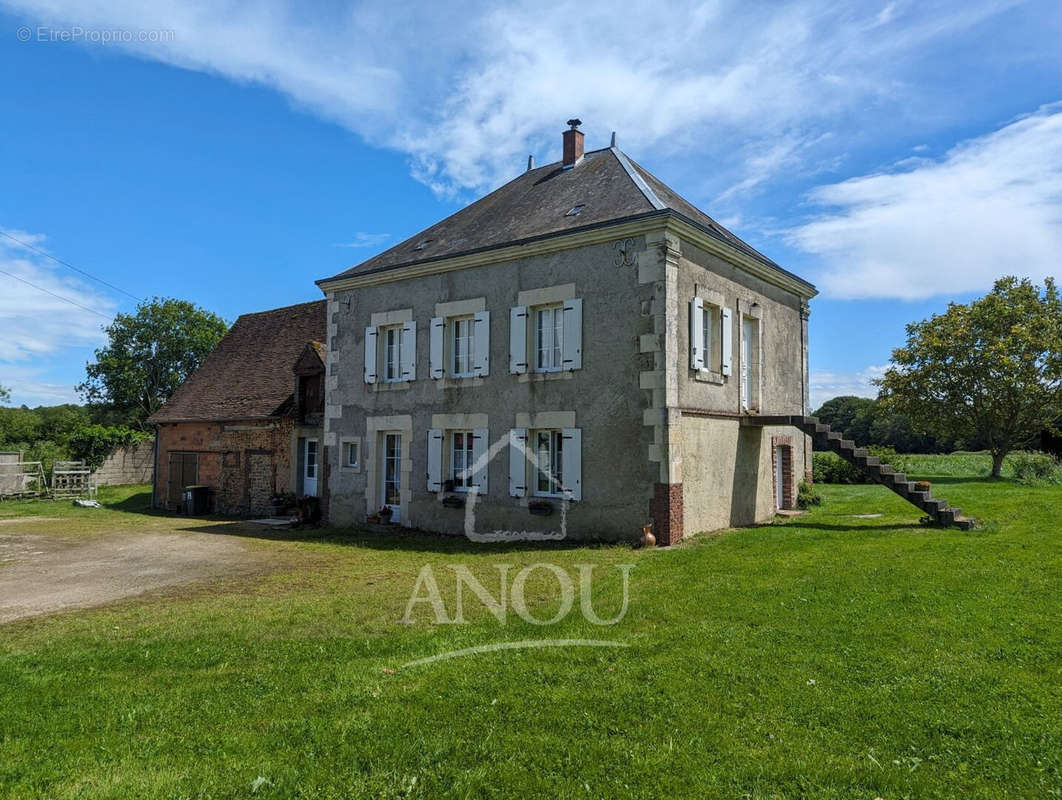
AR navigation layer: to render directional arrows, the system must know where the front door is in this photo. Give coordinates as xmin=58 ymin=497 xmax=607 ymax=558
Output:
xmin=304 ymin=438 xmax=318 ymax=497
xmin=381 ymin=432 xmax=402 ymax=523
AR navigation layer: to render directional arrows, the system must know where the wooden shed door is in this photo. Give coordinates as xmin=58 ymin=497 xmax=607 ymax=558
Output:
xmin=167 ymin=452 xmax=198 ymax=509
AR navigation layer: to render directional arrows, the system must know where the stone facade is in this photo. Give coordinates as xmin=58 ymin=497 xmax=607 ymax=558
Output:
xmin=320 ymin=220 xmax=813 ymax=542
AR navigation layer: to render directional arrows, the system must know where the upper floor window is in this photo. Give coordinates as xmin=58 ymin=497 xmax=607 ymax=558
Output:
xmin=452 ymin=317 xmax=475 ymax=378
xmin=509 ymin=297 xmax=582 ymax=375
xmin=741 ymin=315 xmax=761 ymax=412
xmin=364 ymin=319 xmax=415 ymax=384
xmin=690 ymin=296 xmax=732 ymax=377
xmin=430 ymin=311 xmax=490 ymax=379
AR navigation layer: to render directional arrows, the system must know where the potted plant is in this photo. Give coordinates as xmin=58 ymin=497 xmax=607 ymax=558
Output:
xmin=377 ymin=505 xmax=394 ymax=523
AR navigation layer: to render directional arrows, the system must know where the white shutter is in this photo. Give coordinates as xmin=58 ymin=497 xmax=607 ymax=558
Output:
xmin=561 ymin=428 xmax=582 ymax=501
xmin=473 ymin=311 xmax=490 ymax=377
xmin=471 ymin=427 xmax=489 ymax=494
xmin=429 ymin=317 xmax=444 ymax=379
xmin=721 ymin=307 xmax=733 ymax=376
xmin=509 ymin=305 xmax=528 ymax=374
xmin=508 ymin=428 xmax=528 ymax=497
xmin=690 ymin=297 xmax=704 ymax=370
xmin=561 ymin=298 xmax=582 ymax=371
xmin=401 ymin=320 xmax=416 ymax=381
xmin=364 ymin=326 xmax=378 ymax=384
xmin=427 ymin=428 xmax=443 ymax=492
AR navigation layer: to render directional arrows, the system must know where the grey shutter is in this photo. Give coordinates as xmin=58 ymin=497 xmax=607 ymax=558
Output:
xmin=561 ymin=298 xmax=582 ymax=371
xmin=690 ymin=297 xmax=704 ymax=370
xmin=364 ymin=326 xmax=378 ymax=384
xmin=427 ymin=428 xmax=443 ymax=492
xmin=508 ymin=428 xmax=528 ymax=497
xmin=429 ymin=316 xmax=444 ymax=379
xmin=721 ymin=307 xmax=733 ymax=376
xmin=473 ymin=311 xmax=490 ymax=377
xmin=400 ymin=320 xmax=416 ymax=381
xmin=471 ymin=427 xmax=489 ymax=494
xmin=509 ymin=306 xmax=528 ymax=374
xmin=561 ymin=428 xmax=582 ymax=501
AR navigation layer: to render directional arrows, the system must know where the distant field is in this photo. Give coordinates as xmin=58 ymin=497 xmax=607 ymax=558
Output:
xmin=1 ymin=478 xmax=1060 ymax=798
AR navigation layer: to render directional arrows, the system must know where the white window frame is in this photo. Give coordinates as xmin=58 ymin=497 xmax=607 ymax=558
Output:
xmin=449 ymin=430 xmax=475 ymax=491
xmin=533 ymin=304 xmax=564 ymax=373
xmin=740 ymin=313 xmax=762 ymax=412
xmin=451 ymin=316 xmax=475 ymax=378
xmin=533 ymin=429 xmax=565 ymax=497
xmin=382 ymin=324 xmax=403 ymax=383
xmin=343 ymin=439 xmax=360 ymax=470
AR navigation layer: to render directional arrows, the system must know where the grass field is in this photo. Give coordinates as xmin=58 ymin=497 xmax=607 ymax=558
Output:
xmin=1 ymin=461 xmax=1060 ymax=798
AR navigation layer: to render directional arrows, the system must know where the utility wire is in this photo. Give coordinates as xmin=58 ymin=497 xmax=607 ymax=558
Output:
xmin=0 ymin=267 xmax=114 ymax=319
xmin=0 ymin=229 xmax=143 ymax=302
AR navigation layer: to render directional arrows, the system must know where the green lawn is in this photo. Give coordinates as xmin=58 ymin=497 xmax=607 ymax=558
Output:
xmin=1 ymin=470 xmax=1060 ymax=798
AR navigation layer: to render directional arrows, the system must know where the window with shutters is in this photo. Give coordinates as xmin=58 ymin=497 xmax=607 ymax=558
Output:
xmin=450 ymin=430 xmax=475 ymax=490
xmin=534 ymin=305 xmax=564 ymax=372
xmin=533 ymin=429 xmax=564 ymax=497
xmin=383 ymin=325 xmax=403 ymax=382
xmin=451 ymin=317 xmax=475 ymax=377
xmin=701 ymin=302 xmax=721 ymax=373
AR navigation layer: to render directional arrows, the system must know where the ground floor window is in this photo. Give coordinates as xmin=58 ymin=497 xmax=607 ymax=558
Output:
xmin=534 ymin=430 xmax=564 ymax=496
xmin=383 ymin=433 xmax=402 ymax=506
xmin=450 ymin=430 xmax=475 ymax=490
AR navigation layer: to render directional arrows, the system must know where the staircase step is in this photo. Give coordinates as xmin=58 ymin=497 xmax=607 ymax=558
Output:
xmin=955 ymin=516 xmax=975 ymax=530
xmin=921 ymin=498 xmax=947 ymax=514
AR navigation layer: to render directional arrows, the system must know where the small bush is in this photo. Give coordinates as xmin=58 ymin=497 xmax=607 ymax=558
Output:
xmin=1007 ymin=452 xmax=1062 ymax=485
xmin=796 ymin=480 xmax=822 ymax=509
xmin=812 ymin=452 xmax=866 ymax=484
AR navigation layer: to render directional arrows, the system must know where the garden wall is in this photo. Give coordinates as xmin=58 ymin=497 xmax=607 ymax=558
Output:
xmin=93 ymin=438 xmax=155 ymax=486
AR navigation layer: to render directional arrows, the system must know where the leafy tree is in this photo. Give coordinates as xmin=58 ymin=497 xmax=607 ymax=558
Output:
xmin=877 ymin=277 xmax=1062 ymax=477
xmin=78 ymin=298 xmax=227 ymax=428
xmin=813 ymin=396 xmax=878 ymax=446
xmin=0 ymin=385 xmax=9 ymax=404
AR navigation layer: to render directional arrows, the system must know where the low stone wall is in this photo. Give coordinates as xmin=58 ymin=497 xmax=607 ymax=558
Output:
xmin=93 ymin=439 xmax=155 ymax=486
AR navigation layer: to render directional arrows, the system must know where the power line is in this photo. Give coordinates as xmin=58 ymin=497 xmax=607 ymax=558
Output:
xmin=0 ymin=267 xmax=113 ymax=319
xmin=0 ymin=229 xmax=143 ymax=302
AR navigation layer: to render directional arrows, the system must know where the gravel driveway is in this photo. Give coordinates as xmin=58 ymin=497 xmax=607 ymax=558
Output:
xmin=0 ymin=524 xmax=262 ymax=623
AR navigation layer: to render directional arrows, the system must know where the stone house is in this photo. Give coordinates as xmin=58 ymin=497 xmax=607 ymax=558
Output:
xmin=315 ymin=122 xmax=817 ymax=543
xmin=149 ymin=300 xmax=326 ymax=514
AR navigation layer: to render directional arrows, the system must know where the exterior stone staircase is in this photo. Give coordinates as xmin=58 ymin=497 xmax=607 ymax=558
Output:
xmin=749 ymin=415 xmax=974 ymax=530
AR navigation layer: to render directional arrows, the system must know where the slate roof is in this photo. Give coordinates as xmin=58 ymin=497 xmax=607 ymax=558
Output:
xmin=149 ymin=300 xmax=327 ymax=423
xmin=320 ymin=147 xmax=813 ymax=291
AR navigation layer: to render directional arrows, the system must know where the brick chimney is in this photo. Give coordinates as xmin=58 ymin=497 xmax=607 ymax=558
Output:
xmin=562 ymin=118 xmax=584 ymax=169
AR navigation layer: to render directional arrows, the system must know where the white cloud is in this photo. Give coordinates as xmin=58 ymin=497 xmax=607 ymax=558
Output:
xmin=0 ymin=229 xmax=113 ymax=364
xmin=333 ymin=232 xmax=391 ymax=249
xmin=809 ymin=364 xmax=886 ymax=410
xmin=0 ymin=363 xmax=82 ymax=406
xmin=0 ymin=0 xmax=1032 ymax=198
xmin=789 ymin=105 xmax=1062 ymax=300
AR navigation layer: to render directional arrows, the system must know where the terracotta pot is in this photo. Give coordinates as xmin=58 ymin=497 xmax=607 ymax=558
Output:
xmin=640 ymin=524 xmax=656 ymax=548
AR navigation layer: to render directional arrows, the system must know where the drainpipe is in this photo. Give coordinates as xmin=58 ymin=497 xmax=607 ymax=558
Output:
xmin=151 ymin=426 xmax=160 ymax=508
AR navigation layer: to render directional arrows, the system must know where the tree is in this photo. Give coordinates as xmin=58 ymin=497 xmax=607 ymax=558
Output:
xmin=813 ymin=396 xmax=878 ymax=446
xmin=78 ymin=298 xmax=228 ymax=428
xmin=877 ymin=277 xmax=1062 ymax=477
xmin=0 ymin=385 xmax=9 ymax=404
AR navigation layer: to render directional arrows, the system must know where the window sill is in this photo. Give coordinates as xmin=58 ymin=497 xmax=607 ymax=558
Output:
xmin=435 ymin=376 xmax=485 ymax=389
xmin=372 ymin=381 xmax=412 ymax=392
xmin=693 ymin=369 xmax=725 ymax=385
xmin=519 ymin=371 xmax=573 ymax=384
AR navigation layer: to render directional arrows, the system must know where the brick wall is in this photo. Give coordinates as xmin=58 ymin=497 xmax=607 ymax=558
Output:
xmin=650 ymin=482 xmax=684 ymax=546
xmin=93 ymin=438 xmax=155 ymax=486
xmin=155 ymin=419 xmax=294 ymax=514
xmin=770 ymin=435 xmax=795 ymax=510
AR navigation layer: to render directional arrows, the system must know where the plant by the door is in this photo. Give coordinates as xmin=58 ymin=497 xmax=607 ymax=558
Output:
xmin=367 ymin=505 xmax=395 ymax=524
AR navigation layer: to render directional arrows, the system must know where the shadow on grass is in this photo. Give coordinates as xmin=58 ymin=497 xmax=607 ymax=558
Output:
xmin=176 ymin=521 xmax=636 ymax=554
xmin=782 ymin=521 xmax=928 ymax=532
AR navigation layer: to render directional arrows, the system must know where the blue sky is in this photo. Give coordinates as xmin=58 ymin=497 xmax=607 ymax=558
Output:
xmin=1 ymin=0 xmax=1060 ymax=409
